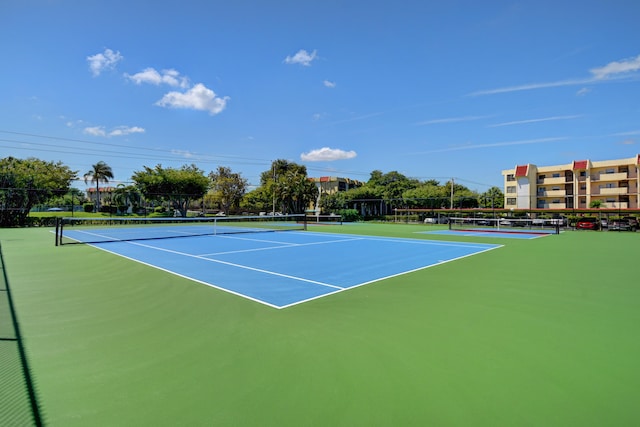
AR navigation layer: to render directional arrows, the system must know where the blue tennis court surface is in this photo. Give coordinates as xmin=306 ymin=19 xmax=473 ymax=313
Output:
xmin=420 ymin=230 xmax=553 ymax=239
xmin=63 ymin=229 xmax=501 ymax=308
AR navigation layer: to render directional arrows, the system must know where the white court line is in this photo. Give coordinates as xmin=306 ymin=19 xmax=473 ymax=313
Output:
xmin=197 ymin=236 xmax=365 ymax=256
xmin=277 ymin=243 xmax=503 ymax=309
xmin=124 ymin=240 xmax=346 ymax=291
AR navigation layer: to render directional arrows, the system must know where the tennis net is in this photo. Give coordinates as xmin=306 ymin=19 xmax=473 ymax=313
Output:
xmin=55 ymin=214 xmax=307 ymax=245
xmin=448 ymin=217 xmax=560 ymax=235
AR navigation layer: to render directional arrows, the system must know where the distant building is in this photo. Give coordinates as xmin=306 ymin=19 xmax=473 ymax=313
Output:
xmin=502 ymin=155 xmax=640 ymax=210
xmin=309 ymin=176 xmax=363 ymax=212
xmin=86 ymin=186 xmax=115 ymax=205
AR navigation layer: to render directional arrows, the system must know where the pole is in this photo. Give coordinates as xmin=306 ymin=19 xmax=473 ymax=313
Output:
xmin=450 ymin=178 xmax=454 ymax=209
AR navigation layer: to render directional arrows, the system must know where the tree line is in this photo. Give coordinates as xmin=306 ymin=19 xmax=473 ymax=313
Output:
xmin=0 ymin=156 xmax=504 ymax=227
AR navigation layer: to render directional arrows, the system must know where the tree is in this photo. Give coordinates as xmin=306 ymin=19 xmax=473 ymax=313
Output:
xmin=83 ymin=161 xmax=114 ymax=212
xmin=0 ymin=157 xmax=77 ymax=226
xmin=112 ymin=184 xmax=142 ymax=214
xmin=589 ymin=199 xmax=603 ymax=209
xmin=479 ymin=186 xmax=505 ymax=209
xmin=132 ymin=164 xmax=209 ymax=217
xmin=208 ymin=166 xmax=247 ymax=214
xmin=259 ymin=160 xmax=317 ymax=214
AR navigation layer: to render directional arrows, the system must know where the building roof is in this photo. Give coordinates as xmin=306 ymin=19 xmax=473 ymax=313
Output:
xmin=514 ymin=165 xmax=528 ymax=177
xmin=572 ymin=160 xmax=588 ymax=170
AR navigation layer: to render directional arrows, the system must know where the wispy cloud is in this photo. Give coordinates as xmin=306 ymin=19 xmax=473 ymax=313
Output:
xmin=284 ymin=49 xmax=318 ymax=66
xmin=171 ymin=149 xmax=196 ymax=158
xmin=613 ymin=130 xmax=640 ymax=136
xmin=301 ymin=147 xmax=357 ymax=161
xmin=576 ymin=87 xmax=591 ymax=96
xmin=323 ymin=79 xmax=336 ymax=88
xmin=83 ymin=125 xmax=145 ymax=137
xmin=125 ymin=68 xmax=190 ymax=88
xmin=590 ymin=54 xmax=640 ymax=79
xmin=87 ymin=48 xmax=123 ymax=77
xmin=155 ymin=83 xmax=230 ymax=115
xmin=469 ymin=54 xmax=640 ymax=96
xmin=469 ymin=78 xmax=592 ymax=96
xmin=416 ymin=115 xmax=493 ymax=125
xmin=414 ymin=137 xmax=568 ymax=154
xmin=488 ymin=115 xmax=582 ymax=128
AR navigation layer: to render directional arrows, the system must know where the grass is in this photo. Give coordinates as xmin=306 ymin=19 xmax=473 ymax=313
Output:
xmin=2 ymin=224 xmax=640 ymax=426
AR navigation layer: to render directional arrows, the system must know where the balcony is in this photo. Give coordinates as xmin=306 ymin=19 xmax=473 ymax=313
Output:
xmin=601 ymin=202 xmax=629 ymax=209
xmin=598 ymin=187 xmax=631 ymax=196
xmin=537 ymin=190 xmax=566 ymax=197
xmin=593 ymin=172 xmax=628 ymax=181
xmin=536 ymin=202 xmax=567 ymax=209
xmin=537 ymin=177 xmax=569 ymax=185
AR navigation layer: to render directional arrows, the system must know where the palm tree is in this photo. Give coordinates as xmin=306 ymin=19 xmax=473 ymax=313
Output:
xmin=84 ymin=161 xmax=114 ymax=212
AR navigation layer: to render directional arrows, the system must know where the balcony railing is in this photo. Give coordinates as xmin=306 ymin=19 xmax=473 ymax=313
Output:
xmin=601 ymin=202 xmax=629 ymax=209
xmin=537 ymin=177 xmax=569 ymax=185
xmin=537 ymin=190 xmax=566 ymax=197
xmin=593 ymin=172 xmax=628 ymax=181
xmin=598 ymin=187 xmax=631 ymax=196
xmin=536 ymin=203 xmax=567 ymax=209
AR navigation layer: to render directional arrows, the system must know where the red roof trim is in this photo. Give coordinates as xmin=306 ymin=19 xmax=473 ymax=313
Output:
xmin=572 ymin=160 xmax=588 ymax=170
xmin=515 ymin=165 xmax=528 ymax=177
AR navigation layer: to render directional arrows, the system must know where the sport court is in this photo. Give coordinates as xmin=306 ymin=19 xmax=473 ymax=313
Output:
xmin=60 ymin=226 xmax=501 ymax=308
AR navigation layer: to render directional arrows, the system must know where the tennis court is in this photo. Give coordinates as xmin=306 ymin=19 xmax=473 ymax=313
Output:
xmin=60 ymin=223 xmax=501 ymax=308
xmin=3 ymin=223 xmax=640 ymax=426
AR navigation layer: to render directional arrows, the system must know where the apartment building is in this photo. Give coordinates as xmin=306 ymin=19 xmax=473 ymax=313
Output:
xmin=502 ymin=155 xmax=640 ymax=210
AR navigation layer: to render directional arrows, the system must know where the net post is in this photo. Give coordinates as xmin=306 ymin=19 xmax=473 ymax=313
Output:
xmin=58 ymin=218 xmax=64 ymax=246
xmin=303 ymin=214 xmax=308 ymax=231
xmin=55 ymin=217 xmax=59 ymax=246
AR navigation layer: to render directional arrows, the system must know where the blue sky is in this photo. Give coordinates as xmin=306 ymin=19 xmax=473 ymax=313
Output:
xmin=1 ymin=0 xmax=639 ymax=191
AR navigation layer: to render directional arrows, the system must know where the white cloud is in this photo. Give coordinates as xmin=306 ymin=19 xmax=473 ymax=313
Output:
xmin=83 ymin=125 xmax=145 ymax=137
xmin=301 ymin=147 xmax=357 ymax=162
xmin=171 ymin=149 xmax=195 ymax=158
xmin=87 ymin=48 xmax=123 ymax=77
xmin=125 ymin=68 xmax=190 ymax=88
xmin=323 ymin=80 xmax=336 ymax=88
xmin=284 ymin=49 xmax=318 ymax=66
xmin=83 ymin=126 xmax=107 ymax=137
xmin=155 ymin=83 xmax=229 ymax=115
xmin=591 ymin=54 xmax=640 ymax=79
xmin=109 ymin=126 xmax=145 ymax=136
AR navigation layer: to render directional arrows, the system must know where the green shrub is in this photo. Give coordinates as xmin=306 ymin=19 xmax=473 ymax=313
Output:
xmin=83 ymin=204 xmax=94 ymax=213
xmin=338 ymin=209 xmax=360 ymax=222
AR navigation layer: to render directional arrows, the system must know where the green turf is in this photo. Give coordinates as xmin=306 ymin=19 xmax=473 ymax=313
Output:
xmin=2 ymin=224 xmax=640 ymax=426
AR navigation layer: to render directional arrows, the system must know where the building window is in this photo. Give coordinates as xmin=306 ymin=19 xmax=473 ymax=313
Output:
xmin=506 ymin=198 xmax=516 ymax=205
xmin=552 ymin=173 xmax=561 ymax=178
xmin=580 ymin=171 xmax=586 ymax=177
xmin=605 ymin=168 xmax=615 ymax=174
xmin=507 ymin=186 xmax=516 ymax=193
xmin=506 ymin=174 xmax=515 ymax=181
xmin=552 ymin=199 xmax=561 ymax=204
xmin=551 ymin=186 xmax=560 ymax=191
